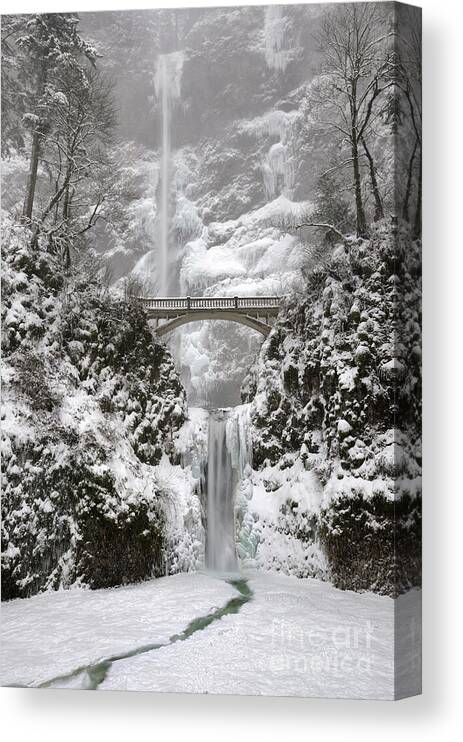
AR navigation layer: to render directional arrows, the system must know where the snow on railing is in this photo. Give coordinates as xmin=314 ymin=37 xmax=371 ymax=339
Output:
xmin=137 ymin=296 xmax=282 ymax=310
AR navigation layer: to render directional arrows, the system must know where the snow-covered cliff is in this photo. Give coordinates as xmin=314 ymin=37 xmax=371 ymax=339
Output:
xmin=239 ymin=223 xmax=422 ymax=595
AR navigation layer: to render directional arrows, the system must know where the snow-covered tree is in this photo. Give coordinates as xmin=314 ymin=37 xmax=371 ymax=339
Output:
xmin=308 ymin=3 xmax=394 ymax=236
xmin=30 ymin=68 xmax=117 ymax=263
xmin=1 ymin=13 xmax=98 ymax=221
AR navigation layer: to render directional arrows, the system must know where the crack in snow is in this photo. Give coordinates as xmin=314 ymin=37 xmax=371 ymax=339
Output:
xmin=32 ymin=578 xmax=253 ymax=691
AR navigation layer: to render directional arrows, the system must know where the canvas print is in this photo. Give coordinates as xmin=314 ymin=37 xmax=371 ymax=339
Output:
xmin=0 ymin=2 xmax=422 ymax=699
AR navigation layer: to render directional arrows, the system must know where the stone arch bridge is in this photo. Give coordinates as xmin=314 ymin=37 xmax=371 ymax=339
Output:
xmin=137 ymin=296 xmax=282 ymax=337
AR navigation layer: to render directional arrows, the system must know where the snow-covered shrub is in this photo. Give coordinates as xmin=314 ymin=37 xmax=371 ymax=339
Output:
xmin=242 ymin=222 xmax=421 ymax=594
xmin=319 ymin=490 xmax=421 ymax=596
xmin=1 ymin=217 xmax=190 ymax=599
xmin=60 ymin=285 xmax=187 ymax=465
xmin=73 ymin=446 xmax=166 ymax=590
xmin=2 ymin=432 xmax=166 ymax=598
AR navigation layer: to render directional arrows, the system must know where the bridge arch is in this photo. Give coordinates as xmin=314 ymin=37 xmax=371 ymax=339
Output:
xmin=155 ymin=310 xmax=272 ymax=337
xmin=137 ymin=295 xmax=281 ymax=339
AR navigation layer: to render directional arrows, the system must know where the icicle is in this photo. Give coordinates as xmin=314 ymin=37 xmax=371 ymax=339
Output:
xmin=226 ymin=404 xmax=253 ymax=479
xmin=241 ymin=110 xmax=298 ymax=201
xmin=264 ymin=6 xmax=291 ymax=71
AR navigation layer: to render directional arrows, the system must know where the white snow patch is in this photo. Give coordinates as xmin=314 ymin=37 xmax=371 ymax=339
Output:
xmin=101 ymin=571 xmax=407 ymax=700
xmin=0 ymin=573 xmax=236 ymax=688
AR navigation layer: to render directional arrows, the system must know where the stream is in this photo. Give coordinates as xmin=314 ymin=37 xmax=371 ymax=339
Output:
xmin=38 ymin=578 xmax=252 ymax=691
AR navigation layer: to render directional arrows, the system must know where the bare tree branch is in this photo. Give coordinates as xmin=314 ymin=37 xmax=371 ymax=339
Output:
xmin=289 ymin=222 xmax=349 ymax=244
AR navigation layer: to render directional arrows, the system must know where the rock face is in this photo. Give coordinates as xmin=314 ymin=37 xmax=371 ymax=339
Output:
xmin=241 ymin=223 xmax=422 ymax=595
xmin=1 ymin=217 xmax=195 ymax=600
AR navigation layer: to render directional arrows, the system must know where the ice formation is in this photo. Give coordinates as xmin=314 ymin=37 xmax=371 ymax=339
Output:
xmin=264 ymin=6 xmax=292 ymax=71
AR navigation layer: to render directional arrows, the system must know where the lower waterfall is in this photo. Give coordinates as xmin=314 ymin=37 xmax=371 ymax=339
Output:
xmin=176 ymin=405 xmax=252 ymax=574
xmin=206 ymin=410 xmax=238 ymax=573
xmin=176 ymin=402 xmax=326 ymax=581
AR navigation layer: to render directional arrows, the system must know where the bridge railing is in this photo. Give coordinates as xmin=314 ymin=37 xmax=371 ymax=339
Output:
xmin=137 ymin=296 xmax=282 ymax=311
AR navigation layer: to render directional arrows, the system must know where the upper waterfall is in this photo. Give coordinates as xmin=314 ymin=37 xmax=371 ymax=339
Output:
xmin=154 ymin=51 xmax=184 ymax=295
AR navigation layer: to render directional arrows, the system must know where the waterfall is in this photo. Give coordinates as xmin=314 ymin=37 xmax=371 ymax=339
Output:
xmin=206 ymin=410 xmax=238 ymax=573
xmin=154 ymin=51 xmax=184 ymax=295
xmin=205 ymin=406 xmax=253 ymax=573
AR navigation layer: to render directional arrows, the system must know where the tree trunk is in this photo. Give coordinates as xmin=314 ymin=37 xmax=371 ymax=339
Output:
xmin=22 ymin=59 xmax=48 ymax=224
xmin=62 ymin=181 xmax=71 ymax=222
xmin=361 ymin=136 xmax=384 ymax=222
xmin=30 ymin=167 xmax=73 ymax=249
xmin=351 ymin=133 xmax=368 ymax=238
xmin=402 ymin=137 xmax=418 ymax=222
xmin=22 ymin=130 xmax=41 ymax=222
xmin=413 ymin=148 xmax=422 ymax=240
xmin=62 ymin=179 xmax=72 ymax=268
xmin=64 ymin=242 xmax=71 ymax=270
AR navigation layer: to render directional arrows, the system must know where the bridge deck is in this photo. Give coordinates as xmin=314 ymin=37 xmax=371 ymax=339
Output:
xmin=138 ymin=296 xmax=282 ymax=319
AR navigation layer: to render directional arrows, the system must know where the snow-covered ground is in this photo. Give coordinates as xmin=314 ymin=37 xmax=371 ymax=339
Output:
xmin=0 ymin=571 xmax=419 ymax=698
xmin=0 ymin=573 xmax=236 ymax=688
